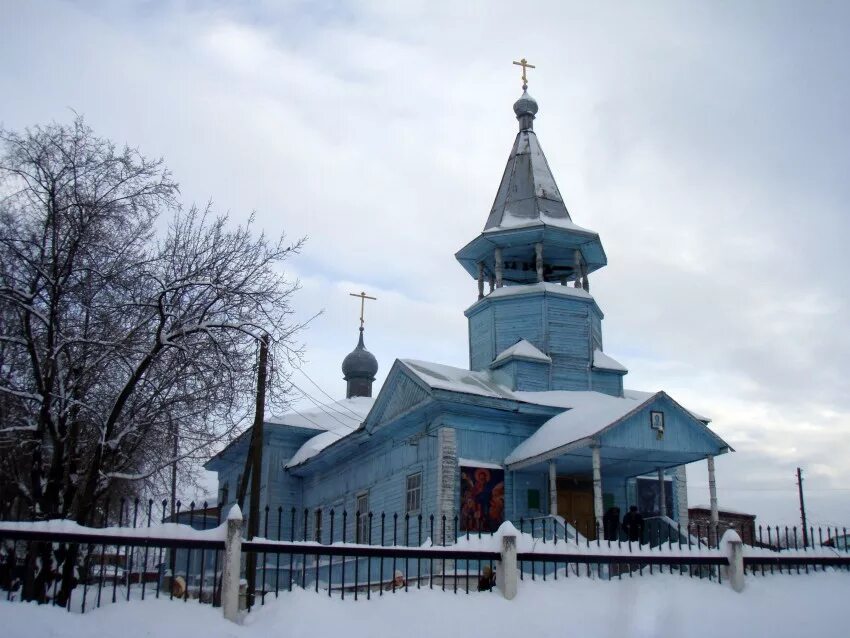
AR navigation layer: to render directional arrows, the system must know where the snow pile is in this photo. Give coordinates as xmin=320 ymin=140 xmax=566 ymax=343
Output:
xmin=0 ymin=518 xmax=227 ymax=541
xmin=3 ymin=572 xmax=849 ymax=638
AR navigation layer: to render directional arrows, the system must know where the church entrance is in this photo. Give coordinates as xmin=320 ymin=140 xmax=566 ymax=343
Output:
xmin=556 ymin=477 xmax=596 ymax=540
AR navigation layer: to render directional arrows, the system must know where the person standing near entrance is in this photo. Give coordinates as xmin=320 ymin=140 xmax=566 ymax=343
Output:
xmin=602 ymin=506 xmax=621 ymax=541
xmin=622 ymin=506 xmax=645 ymax=543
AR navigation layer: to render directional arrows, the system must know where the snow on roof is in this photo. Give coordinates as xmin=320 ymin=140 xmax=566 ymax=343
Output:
xmin=592 ymin=348 xmax=628 ymax=373
xmin=459 ymin=458 xmax=503 ymax=470
xmin=400 ymin=359 xmax=518 ymax=400
xmin=483 ymin=213 xmax=598 ymax=236
xmin=286 ymin=430 xmax=348 ymax=468
xmin=505 ymin=391 xmax=655 ymax=466
xmin=267 ymin=396 xmax=374 ymax=430
xmin=279 ymin=396 xmax=375 ymax=469
xmin=401 ymin=359 xmax=705 ymax=426
xmin=492 ymin=339 xmax=552 ymax=366
xmin=485 ymin=281 xmax=593 ymax=302
xmin=280 ymin=360 xmax=710 ymax=470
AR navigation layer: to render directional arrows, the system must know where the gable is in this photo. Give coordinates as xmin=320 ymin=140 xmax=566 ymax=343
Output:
xmin=364 ymin=361 xmax=431 ymax=433
xmin=599 ymin=393 xmax=729 ymax=456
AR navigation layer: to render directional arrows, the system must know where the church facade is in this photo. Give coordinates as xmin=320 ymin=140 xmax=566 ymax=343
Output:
xmin=206 ymin=88 xmax=732 ymax=544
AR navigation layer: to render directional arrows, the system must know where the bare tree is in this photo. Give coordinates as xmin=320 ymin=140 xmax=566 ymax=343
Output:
xmin=0 ymin=118 xmax=304 ymax=601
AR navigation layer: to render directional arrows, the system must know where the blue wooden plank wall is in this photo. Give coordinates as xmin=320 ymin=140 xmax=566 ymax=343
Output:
xmin=600 ymin=395 xmax=721 ymax=455
xmin=468 ymin=307 xmax=494 ymax=371
xmin=295 ymin=422 xmax=439 ymax=543
xmin=493 ymin=298 xmax=545 ymax=354
xmin=466 ymin=289 xmax=612 ymax=393
xmin=511 ymin=470 xmax=549 ymax=520
xmin=590 ymin=369 xmax=624 ymax=397
xmin=514 ymin=360 xmax=549 ymax=391
xmin=211 ymin=426 xmax=317 ymax=540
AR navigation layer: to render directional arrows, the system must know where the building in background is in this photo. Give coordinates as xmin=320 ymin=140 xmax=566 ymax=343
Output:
xmin=689 ymin=505 xmax=756 ymax=545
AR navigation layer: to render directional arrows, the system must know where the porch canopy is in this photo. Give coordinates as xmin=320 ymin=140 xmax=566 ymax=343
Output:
xmin=505 ymin=390 xmax=731 ymax=533
xmin=506 ymin=389 xmax=730 ymax=475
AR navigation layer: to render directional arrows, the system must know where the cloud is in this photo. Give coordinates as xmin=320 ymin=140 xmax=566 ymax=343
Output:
xmin=2 ymin=0 xmax=849 ymax=522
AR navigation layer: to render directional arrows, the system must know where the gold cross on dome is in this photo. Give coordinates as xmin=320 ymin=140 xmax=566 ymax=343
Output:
xmin=513 ymin=58 xmax=536 ymax=90
xmin=349 ymin=291 xmax=377 ymax=329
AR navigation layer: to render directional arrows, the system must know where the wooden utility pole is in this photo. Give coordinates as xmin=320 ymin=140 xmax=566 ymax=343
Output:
xmin=797 ymin=467 xmax=809 ymax=547
xmin=237 ymin=334 xmax=269 ymax=605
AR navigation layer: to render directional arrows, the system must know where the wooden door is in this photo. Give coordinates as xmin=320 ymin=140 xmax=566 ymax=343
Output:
xmin=557 ymin=485 xmax=596 ymax=540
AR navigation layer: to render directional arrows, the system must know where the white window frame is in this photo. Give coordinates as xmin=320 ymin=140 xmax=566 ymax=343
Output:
xmin=355 ymin=492 xmax=369 ymax=543
xmin=406 ymin=472 xmax=422 ymax=513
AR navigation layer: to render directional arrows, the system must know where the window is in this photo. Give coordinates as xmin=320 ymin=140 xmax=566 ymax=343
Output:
xmin=527 ymin=489 xmax=541 ymax=510
xmin=406 ymin=472 xmax=422 ymax=513
xmin=219 ymin=482 xmax=229 ymax=506
xmin=356 ymin=493 xmax=369 ymax=543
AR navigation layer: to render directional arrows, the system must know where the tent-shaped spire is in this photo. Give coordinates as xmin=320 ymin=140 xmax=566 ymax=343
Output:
xmin=484 ymin=91 xmax=572 ymax=231
xmin=455 ymin=90 xmax=606 ymax=287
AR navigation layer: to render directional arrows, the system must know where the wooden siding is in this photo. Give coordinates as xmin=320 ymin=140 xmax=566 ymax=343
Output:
xmin=514 ymin=360 xmax=550 ymax=391
xmin=448 ymin=412 xmax=547 ymax=522
xmin=468 ymin=307 xmax=494 ymax=371
xmin=493 ymin=297 xmax=545 ymax=355
xmin=591 ymin=369 xmax=624 ymax=397
xmin=288 ymin=407 xmax=442 ymax=543
xmin=512 ymin=470 xmax=549 ymax=520
xmin=466 ymin=288 xmax=611 ymax=392
xmin=212 ymin=426 xmax=316 ymax=540
xmin=600 ymin=394 xmax=724 ymax=456
xmin=367 ymin=369 xmax=429 ymax=432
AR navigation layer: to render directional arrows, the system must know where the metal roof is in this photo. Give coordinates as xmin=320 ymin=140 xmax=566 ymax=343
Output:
xmin=483 ymin=91 xmax=572 ymax=231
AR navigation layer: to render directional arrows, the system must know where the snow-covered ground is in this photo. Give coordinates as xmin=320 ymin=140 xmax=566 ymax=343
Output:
xmin=3 ymin=572 xmax=849 ymax=638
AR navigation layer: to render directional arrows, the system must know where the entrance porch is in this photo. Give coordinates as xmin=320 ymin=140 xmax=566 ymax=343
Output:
xmin=504 ymin=391 xmax=732 ymax=542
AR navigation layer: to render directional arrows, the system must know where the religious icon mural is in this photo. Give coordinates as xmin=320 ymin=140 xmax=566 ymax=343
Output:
xmin=460 ymin=465 xmax=505 ymax=532
xmin=650 ymin=410 xmax=665 ymax=439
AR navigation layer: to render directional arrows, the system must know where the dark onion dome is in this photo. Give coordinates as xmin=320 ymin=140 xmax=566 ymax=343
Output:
xmin=513 ymin=90 xmax=539 ymax=117
xmin=342 ymin=328 xmax=379 ymax=381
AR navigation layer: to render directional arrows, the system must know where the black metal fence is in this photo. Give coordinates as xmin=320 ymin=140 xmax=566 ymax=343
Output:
xmin=0 ymin=498 xmax=226 ymax=613
xmin=1 ymin=499 xmax=849 ymax=615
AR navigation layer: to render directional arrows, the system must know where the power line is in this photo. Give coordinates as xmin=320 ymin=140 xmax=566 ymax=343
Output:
xmin=292 ymin=383 xmax=362 ymax=427
xmin=287 ymin=382 xmax=360 ymax=431
xmin=293 ymin=365 xmax=364 ymax=420
xmin=285 ymin=403 xmax=329 ymax=430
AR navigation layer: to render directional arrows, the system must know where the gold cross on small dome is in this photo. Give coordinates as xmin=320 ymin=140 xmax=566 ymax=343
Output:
xmin=512 ymin=58 xmax=536 ymax=90
xmin=349 ymin=291 xmax=377 ymax=329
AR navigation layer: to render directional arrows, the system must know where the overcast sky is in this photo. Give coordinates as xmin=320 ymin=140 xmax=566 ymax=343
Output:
xmin=3 ymin=0 xmax=849 ymax=525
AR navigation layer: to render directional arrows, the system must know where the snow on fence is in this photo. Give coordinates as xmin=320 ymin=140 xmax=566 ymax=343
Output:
xmin=1 ymin=502 xmax=849 ymax=625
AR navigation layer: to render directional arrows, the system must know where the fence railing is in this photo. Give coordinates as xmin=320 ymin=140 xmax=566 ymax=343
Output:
xmin=1 ymin=501 xmax=849 ymax=623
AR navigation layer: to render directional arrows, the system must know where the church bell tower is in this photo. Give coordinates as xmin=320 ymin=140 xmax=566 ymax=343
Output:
xmin=455 ymin=67 xmax=627 ymax=396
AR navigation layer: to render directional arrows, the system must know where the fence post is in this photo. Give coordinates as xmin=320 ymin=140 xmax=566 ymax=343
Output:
xmin=721 ymin=530 xmax=744 ymax=593
xmin=222 ymin=505 xmax=244 ymax=623
xmin=498 ymin=533 xmax=518 ymax=600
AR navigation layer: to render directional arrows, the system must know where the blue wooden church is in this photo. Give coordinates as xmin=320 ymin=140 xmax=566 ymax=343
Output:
xmin=206 ymin=83 xmax=732 ymax=548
